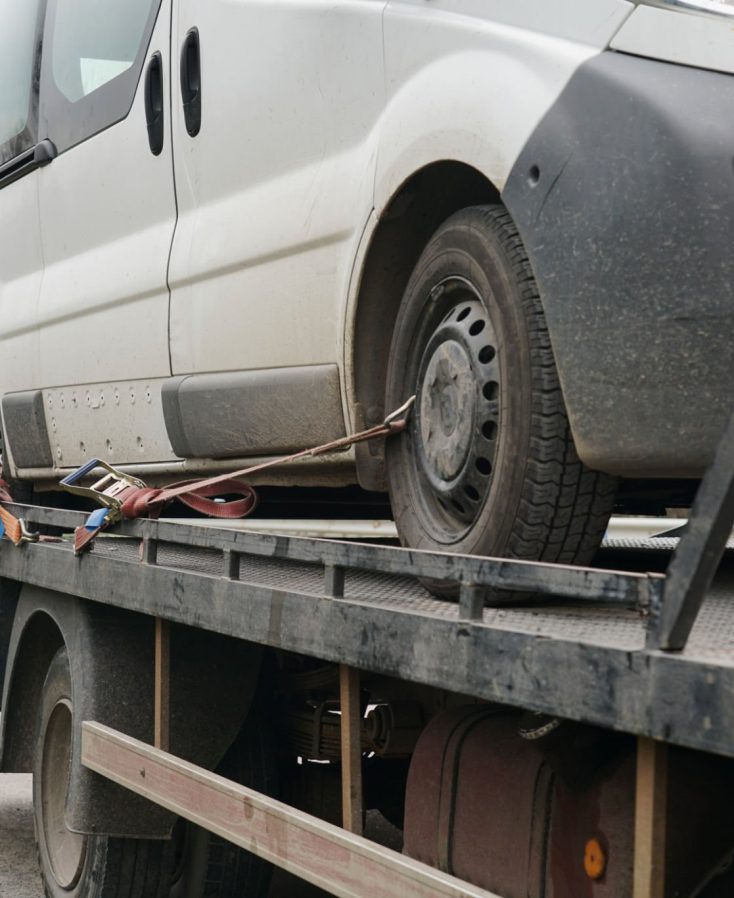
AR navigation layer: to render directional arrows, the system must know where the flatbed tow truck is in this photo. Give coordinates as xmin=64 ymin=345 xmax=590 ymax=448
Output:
xmin=1 ymin=410 xmax=733 ymax=898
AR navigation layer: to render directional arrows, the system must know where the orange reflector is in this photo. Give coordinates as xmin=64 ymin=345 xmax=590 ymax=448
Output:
xmin=584 ymin=837 xmax=606 ymax=880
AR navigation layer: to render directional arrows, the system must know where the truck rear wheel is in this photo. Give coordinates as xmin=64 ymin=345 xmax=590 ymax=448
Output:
xmin=385 ymin=205 xmax=616 ymax=592
xmin=33 ymin=647 xmax=168 ymax=898
xmin=168 ymin=719 xmax=276 ymax=898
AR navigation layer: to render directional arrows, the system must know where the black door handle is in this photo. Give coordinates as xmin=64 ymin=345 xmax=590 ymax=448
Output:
xmin=145 ymin=52 xmax=165 ymax=156
xmin=180 ymin=28 xmax=201 ymax=137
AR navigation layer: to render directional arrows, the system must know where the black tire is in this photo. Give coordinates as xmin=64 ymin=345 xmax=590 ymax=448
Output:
xmin=168 ymin=721 xmax=277 ymax=898
xmin=385 ymin=206 xmax=616 ymax=591
xmin=33 ymin=647 xmax=168 ymax=898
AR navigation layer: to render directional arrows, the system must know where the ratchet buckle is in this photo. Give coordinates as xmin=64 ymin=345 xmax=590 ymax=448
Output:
xmin=61 ymin=459 xmax=147 ymax=528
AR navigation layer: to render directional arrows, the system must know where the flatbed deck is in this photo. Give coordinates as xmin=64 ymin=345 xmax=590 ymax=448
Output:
xmin=4 ymin=502 xmax=734 ymax=760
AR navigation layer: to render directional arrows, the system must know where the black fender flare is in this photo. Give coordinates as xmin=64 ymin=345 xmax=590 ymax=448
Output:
xmin=0 ymin=577 xmax=21 ymax=704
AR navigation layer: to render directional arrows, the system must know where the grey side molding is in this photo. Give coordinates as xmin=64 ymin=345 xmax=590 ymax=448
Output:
xmin=2 ymin=390 xmax=53 ymax=468
xmin=162 ymin=364 xmax=347 ymax=459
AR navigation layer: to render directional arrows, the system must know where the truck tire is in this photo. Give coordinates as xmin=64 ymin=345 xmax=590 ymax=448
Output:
xmin=168 ymin=720 xmax=277 ymax=898
xmin=385 ymin=206 xmax=616 ymax=591
xmin=34 ymin=647 xmax=168 ymax=898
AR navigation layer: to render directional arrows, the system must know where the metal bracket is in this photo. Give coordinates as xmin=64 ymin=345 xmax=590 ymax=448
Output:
xmin=649 ymin=406 xmax=734 ymax=651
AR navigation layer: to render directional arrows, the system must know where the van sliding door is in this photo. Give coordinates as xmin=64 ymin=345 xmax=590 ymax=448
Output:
xmin=166 ymin=0 xmax=386 ymax=460
xmin=30 ymin=0 xmax=178 ymax=473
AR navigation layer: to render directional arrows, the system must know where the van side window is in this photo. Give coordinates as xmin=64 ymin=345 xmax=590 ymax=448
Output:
xmin=41 ymin=0 xmax=161 ymax=154
xmin=0 ymin=0 xmax=44 ymax=165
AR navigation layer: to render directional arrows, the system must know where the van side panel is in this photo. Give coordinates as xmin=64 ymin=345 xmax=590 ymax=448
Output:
xmin=376 ymin=0 xmax=632 ymax=207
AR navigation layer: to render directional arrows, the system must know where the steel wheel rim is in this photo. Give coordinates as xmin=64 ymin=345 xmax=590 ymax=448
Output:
xmin=41 ymin=698 xmax=87 ymax=890
xmin=410 ymin=277 xmax=501 ymax=541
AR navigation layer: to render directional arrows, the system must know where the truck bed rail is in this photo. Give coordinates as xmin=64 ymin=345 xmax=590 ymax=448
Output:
xmin=2 ymin=499 xmax=734 ymax=759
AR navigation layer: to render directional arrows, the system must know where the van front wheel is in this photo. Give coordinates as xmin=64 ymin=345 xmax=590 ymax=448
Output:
xmin=385 ymin=205 xmax=616 ymax=593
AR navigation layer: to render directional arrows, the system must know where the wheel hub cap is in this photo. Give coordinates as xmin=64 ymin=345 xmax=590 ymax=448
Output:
xmin=419 ymin=340 xmax=476 ymax=481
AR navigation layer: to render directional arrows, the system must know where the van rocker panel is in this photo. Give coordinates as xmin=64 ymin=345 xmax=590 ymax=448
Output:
xmin=162 ymin=364 xmax=347 ymax=459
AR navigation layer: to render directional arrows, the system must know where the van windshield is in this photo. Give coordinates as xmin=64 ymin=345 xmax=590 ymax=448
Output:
xmin=0 ymin=0 xmax=42 ymax=164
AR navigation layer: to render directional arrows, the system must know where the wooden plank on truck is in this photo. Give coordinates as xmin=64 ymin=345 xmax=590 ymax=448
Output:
xmin=633 ymin=736 xmax=668 ymax=898
xmin=82 ymin=721 xmax=500 ymax=898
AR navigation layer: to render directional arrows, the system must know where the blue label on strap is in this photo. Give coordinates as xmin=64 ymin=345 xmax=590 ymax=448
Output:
xmin=85 ymin=508 xmax=110 ymax=531
xmin=0 ymin=519 xmax=5 ymax=540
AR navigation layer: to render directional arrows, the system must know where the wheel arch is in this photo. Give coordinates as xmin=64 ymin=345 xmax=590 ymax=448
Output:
xmin=350 ymin=161 xmax=499 ymax=490
xmin=0 ymin=586 xmax=264 ymax=838
xmin=0 ymin=577 xmax=23 ymax=709
xmin=0 ymin=604 xmax=64 ymax=773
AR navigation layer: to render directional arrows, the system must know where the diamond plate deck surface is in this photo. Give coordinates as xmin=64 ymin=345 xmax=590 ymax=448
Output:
xmin=83 ymin=532 xmax=734 ymax=665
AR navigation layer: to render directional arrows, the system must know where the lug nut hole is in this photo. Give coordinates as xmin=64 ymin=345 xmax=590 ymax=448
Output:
xmin=478 ymin=345 xmax=495 ymax=364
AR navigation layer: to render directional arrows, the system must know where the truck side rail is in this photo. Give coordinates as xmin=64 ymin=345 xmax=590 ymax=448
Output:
xmin=1 ymin=500 xmax=733 ymax=758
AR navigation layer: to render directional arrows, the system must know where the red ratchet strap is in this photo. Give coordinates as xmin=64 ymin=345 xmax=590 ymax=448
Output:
xmin=72 ymin=397 xmax=415 ymax=554
xmin=117 ymin=478 xmax=257 ymax=521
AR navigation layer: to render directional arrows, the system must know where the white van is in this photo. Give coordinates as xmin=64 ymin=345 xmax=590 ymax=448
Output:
xmin=1 ymin=0 xmax=732 ymax=569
